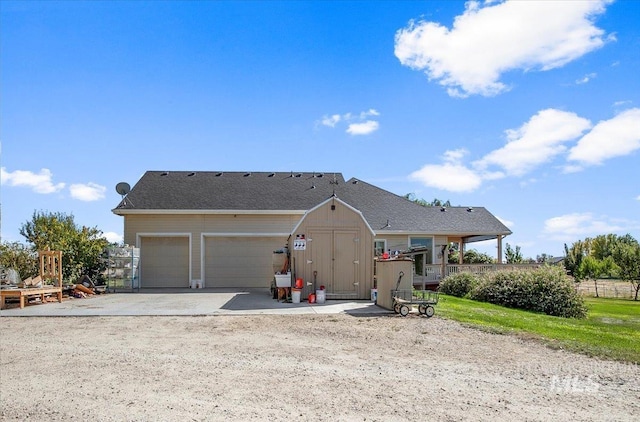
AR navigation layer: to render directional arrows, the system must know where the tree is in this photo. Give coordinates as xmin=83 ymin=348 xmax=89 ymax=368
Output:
xmin=536 ymin=253 xmax=555 ymax=264
xmin=504 ymin=243 xmax=523 ymax=264
xmin=0 ymin=242 xmax=38 ymax=280
xmin=611 ymin=239 xmax=640 ymax=301
xmin=19 ymin=211 xmax=109 ymax=283
xmin=564 ymin=240 xmax=588 ymax=278
xmin=404 ymin=194 xmax=451 ymax=207
xmin=590 ymin=234 xmax=619 ymax=261
xmin=467 ymin=249 xmax=495 ymax=264
xmin=575 ymin=255 xmax=615 ymax=298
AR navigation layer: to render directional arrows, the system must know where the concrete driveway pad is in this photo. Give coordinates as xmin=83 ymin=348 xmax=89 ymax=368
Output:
xmin=0 ymin=288 xmax=389 ymax=317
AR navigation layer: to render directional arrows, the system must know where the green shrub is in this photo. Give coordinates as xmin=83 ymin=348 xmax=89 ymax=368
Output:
xmin=439 ymin=272 xmax=480 ymax=297
xmin=469 ymin=266 xmax=587 ymax=318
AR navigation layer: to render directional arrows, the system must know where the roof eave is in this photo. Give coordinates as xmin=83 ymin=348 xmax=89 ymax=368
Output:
xmin=112 ymin=209 xmax=308 ymax=216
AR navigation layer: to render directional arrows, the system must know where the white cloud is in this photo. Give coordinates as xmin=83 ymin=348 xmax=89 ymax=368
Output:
xmin=613 ymin=100 xmax=632 ymax=107
xmin=69 ymin=182 xmax=106 ymax=201
xmin=394 ymin=0 xmax=613 ymax=97
xmin=347 ymin=120 xmax=380 ymax=136
xmin=576 ymin=72 xmax=597 ymax=84
xmin=359 ymin=109 xmax=380 ymax=119
xmin=321 ymin=114 xmax=341 ymax=128
xmin=0 ymin=167 xmax=65 ymax=194
xmin=319 ymin=109 xmax=381 ymax=135
xmin=409 ymin=149 xmax=482 ymax=192
xmin=496 ymin=216 xmax=514 ymax=228
xmin=636 ymin=195 xmax=640 ymax=201
xmin=474 ymin=109 xmax=591 ymax=176
xmin=410 ymin=107 xmax=635 ymax=193
xmin=103 ymin=231 xmax=123 ymax=244
xmin=543 ymin=212 xmax=625 ymax=241
xmin=567 ymin=108 xmax=640 ymax=167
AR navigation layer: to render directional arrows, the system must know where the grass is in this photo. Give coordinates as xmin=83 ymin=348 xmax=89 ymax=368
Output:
xmin=436 ymin=294 xmax=640 ymax=364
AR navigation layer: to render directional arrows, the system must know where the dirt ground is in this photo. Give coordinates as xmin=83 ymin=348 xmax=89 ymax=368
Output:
xmin=1 ymin=314 xmax=638 ymax=421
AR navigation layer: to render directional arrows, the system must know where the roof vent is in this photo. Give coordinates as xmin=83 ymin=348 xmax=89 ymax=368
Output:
xmin=295 ymin=173 xmax=302 ymax=178
xmin=160 ymin=172 xmax=169 ymax=176
xmin=310 ymin=185 xmax=316 ymax=189
xmin=268 ymin=173 xmax=275 ymax=177
xmin=467 ymin=207 xmax=474 ymax=212
xmin=215 ymin=172 xmax=223 ymax=177
xmin=316 ymin=173 xmax=323 ymax=178
xmin=352 ymin=180 xmax=359 ymax=184
xmin=244 ymin=172 xmax=251 ymax=177
xmin=441 ymin=207 xmax=446 ymax=212
xmin=187 ymin=172 xmax=196 ymax=177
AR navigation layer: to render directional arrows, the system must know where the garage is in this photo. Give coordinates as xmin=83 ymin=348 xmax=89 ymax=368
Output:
xmin=140 ymin=236 xmax=190 ymax=288
xmin=205 ymin=236 xmax=286 ymax=288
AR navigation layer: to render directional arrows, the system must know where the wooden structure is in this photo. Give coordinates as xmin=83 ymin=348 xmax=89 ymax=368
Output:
xmin=290 ymin=196 xmax=375 ymax=300
xmin=1 ymin=250 xmax=63 ymax=310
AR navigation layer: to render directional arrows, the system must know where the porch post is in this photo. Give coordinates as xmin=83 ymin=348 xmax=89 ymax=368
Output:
xmin=497 ymin=235 xmax=503 ymax=264
xmin=459 ymin=241 xmax=464 ymax=265
xmin=440 ymin=244 xmax=447 ymax=282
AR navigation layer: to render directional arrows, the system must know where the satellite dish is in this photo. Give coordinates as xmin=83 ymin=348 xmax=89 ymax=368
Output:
xmin=115 ymin=182 xmax=131 ymax=196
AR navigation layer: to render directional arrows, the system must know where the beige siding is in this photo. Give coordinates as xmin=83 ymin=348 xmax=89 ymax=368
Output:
xmin=124 ymin=213 xmax=300 ymax=283
xmin=434 ymin=235 xmax=449 ymax=264
xmin=125 ymin=214 xmax=299 ymax=236
xmin=379 ymin=235 xmax=410 ymax=253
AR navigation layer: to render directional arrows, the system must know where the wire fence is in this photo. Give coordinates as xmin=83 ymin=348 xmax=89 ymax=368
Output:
xmin=577 ymin=280 xmax=635 ymax=299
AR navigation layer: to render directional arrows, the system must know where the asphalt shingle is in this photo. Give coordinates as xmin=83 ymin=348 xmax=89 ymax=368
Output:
xmin=113 ymin=171 xmax=512 ymax=239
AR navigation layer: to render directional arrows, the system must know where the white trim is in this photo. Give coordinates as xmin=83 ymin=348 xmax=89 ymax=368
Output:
xmin=409 ymin=235 xmax=435 ymax=265
xmin=374 ymin=239 xmax=387 ymax=256
xmin=113 ymin=209 xmax=307 ymax=216
xmin=136 ymin=232 xmax=192 ymax=288
xmin=202 ymin=232 xmax=291 ymax=237
xmin=374 ymin=230 xmax=509 ymax=236
xmin=290 ymin=196 xmax=375 ymax=236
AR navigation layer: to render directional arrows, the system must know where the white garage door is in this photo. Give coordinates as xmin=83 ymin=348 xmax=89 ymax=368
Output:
xmin=140 ymin=237 xmax=189 ymax=288
xmin=205 ymin=236 xmax=285 ymax=288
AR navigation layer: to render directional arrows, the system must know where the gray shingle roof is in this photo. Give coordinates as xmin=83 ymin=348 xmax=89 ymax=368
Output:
xmin=113 ymin=171 xmax=511 ymax=240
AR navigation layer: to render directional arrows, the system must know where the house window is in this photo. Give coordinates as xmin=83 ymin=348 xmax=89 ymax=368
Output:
xmin=374 ymin=240 xmax=386 ymax=257
xmin=410 ymin=237 xmax=433 ymax=275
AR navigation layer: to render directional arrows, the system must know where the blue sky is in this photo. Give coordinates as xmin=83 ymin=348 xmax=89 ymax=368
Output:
xmin=1 ymin=0 xmax=639 ymax=259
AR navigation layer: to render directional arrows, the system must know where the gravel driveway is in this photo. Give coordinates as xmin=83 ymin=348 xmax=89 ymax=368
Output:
xmin=1 ymin=314 xmax=638 ymax=421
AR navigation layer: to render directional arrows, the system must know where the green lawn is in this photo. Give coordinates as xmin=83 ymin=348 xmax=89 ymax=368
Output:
xmin=436 ymin=295 xmax=640 ymax=364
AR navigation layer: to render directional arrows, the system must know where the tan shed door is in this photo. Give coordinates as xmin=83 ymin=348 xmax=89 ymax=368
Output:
xmin=140 ymin=236 xmax=189 ymax=288
xmin=309 ymin=229 xmax=358 ymax=295
xmin=205 ymin=236 xmax=285 ymax=288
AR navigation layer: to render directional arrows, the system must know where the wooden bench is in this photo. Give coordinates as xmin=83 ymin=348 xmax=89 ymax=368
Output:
xmin=1 ymin=286 xmax=63 ymax=309
xmin=1 ymin=250 xmax=64 ymax=310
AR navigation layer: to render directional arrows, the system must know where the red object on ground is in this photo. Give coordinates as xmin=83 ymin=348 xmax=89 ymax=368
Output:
xmin=295 ymin=278 xmax=303 ymax=289
xmin=308 ymin=293 xmax=316 ymax=304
